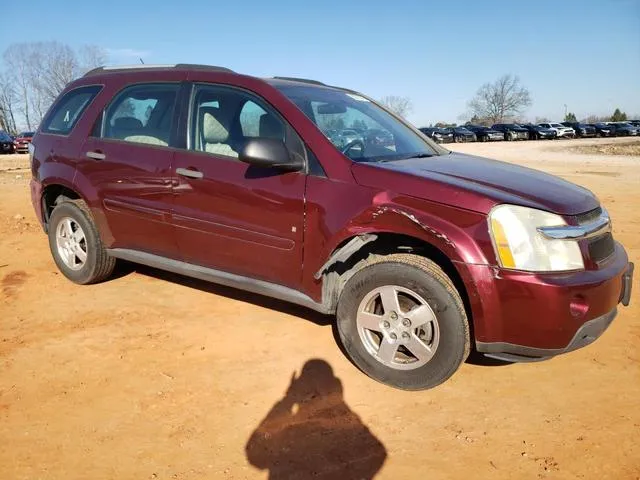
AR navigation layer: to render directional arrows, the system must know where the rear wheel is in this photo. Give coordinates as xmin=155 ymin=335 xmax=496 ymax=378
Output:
xmin=336 ymin=254 xmax=470 ymax=390
xmin=48 ymin=200 xmax=116 ymax=284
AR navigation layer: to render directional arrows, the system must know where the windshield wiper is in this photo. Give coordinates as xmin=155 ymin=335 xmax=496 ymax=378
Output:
xmin=379 ymin=153 xmax=434 ymax=162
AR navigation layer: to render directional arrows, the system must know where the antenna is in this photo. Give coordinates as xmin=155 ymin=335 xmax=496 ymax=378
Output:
xmin=139 ymin=58 xmax=145 ymax=64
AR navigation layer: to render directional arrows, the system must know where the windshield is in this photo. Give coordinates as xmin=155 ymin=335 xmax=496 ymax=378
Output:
xmin=0 ymin=132 xmax=11 ymax=141
xmin=274 ymin=84 xmax=444 ymax=162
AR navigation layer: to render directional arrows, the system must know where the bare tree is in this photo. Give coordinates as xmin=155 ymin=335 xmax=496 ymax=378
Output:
xmin=2 ymin=42 xmax=106 ymax=128
xmin=0 ymin=72 xmax=18 ymax=133
xmin=77 ymin=45 xmax=107 ymax=74
xmin=379 ymin=96 xmax=413 ymax=118
xmin=3 ymin=44 xmax=34 ymax=130
xmin=468 ymin=75 xmax=532 ymax=124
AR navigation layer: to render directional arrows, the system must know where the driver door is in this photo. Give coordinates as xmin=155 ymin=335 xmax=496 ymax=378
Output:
xmin=171 ymin=83 xmax=306 ymax=288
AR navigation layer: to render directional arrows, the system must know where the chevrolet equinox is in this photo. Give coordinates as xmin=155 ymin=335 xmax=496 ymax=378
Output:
xmin=29 ymin=64 xmax=634 ymax=390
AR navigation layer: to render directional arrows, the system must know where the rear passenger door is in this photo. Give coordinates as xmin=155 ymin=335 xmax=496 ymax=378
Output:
xmin=77 ymin=83 xmax=181 ymax=257
xmin=171 ymin=83 xmax=306 ymax=288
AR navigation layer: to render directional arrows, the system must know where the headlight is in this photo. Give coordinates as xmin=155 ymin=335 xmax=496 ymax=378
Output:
xmin=489 ymin=205 xmax=584 ymax=272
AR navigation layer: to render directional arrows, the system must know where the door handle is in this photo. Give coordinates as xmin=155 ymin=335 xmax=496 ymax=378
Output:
xmin=176 ymin=168 xmax=204 ymax=179
xmin=86 ymin=151 xmax=106 ymax=161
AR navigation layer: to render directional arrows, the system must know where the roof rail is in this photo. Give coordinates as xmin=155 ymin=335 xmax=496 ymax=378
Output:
xmin=83 ymin=64 xmax=234 ymax=77
xmin=272 ymin=76 xmax=326 ymax=86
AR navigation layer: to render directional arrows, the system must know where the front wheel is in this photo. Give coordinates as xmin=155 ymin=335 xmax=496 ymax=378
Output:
xmin=48 ymin=199 xmax=116 ymax=284
xmin=336 ymin=254 xmax=470 ymax=390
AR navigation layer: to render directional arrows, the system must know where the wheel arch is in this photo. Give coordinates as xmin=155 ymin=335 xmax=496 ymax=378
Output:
xmin=40 ymin=182 xmax=85 ymax=231
xmin=318 ymin=231 xmax=475 ymax=336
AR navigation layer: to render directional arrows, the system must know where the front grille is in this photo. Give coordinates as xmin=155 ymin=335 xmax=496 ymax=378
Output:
xmin=588 ymin=233 xmax=615 ymax=263
xmin=574 ymin=207 xmax=603 ymax=225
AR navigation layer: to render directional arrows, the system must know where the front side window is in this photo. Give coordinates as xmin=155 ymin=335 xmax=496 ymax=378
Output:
xmin=190 ymin=85 xmax=286 ymax=158
xmin=41 ymin=85 xmax=102 ymax=135
xmin=102 ymin=83 xmax=179 ymax=146
xmin=276 ymin=84 xmax=444 ymax=162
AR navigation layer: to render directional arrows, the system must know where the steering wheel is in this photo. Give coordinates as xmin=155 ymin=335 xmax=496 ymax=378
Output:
xmin=341 ymin=139 xmax=365 ymax=158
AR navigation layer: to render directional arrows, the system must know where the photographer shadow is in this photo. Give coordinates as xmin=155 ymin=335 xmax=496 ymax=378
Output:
xmin=245 ymin=359 xmax=387 ymax=480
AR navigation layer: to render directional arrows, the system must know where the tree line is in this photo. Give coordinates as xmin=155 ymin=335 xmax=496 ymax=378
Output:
xmin=0 ymin=42 xmax=105 ymax=134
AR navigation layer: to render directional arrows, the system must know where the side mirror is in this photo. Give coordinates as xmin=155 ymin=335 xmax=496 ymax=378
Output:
xmin=238 ymin=138 xmax=303 ymax=172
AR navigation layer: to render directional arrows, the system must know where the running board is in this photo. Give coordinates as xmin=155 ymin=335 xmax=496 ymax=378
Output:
xmin=107 ymin=249 xmax=331 ymax=314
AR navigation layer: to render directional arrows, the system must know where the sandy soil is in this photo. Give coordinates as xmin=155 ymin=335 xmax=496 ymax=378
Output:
xmin=1 ymin=138 xmax=638 ymax=480
xmin=566 ymin=139 xmax=640 ymax=156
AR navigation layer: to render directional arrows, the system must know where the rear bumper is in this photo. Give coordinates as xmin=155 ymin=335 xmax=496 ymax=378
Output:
xmin=458 ymin=243 xmax=632 ymax=359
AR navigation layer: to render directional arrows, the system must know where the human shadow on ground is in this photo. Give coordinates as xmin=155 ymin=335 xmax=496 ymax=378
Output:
xmin=245 ymin=359 xmax=387 ymax=480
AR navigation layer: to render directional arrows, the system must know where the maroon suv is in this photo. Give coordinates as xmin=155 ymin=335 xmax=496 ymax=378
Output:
xmin=29 ymin=64 xmax=633 ymax=390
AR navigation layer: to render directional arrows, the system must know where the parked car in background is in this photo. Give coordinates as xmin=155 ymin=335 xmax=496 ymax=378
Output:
xmin=0 ymin=131 xmax=15 ymax=154
xmin=588 ymin=123 xmax=615 ymax=137
xmin=419 ymin=127 xmax=454 ymax=144
xmin=611 ymin=122 xmax=639 ymax=136
xmin=450 ymin=126 xmax=476 ymax=143
xmin=538 ymin=122 xmax=575 ymax=139
xmin=519 ymin=124 xmax=556 ymax=140
xmin=629 ymin=120 xmax=640 ymax=127
xmin=365 ymin=128 xmax=394 ymax=147
xmin=463 ymin=125 xmax=504 ymax=142
xmin=339 ymin=129 xmax=363 ymax=147
xmin=491 ymin=123 xmax=529 ymax=141
xmin=13 ymin=131 xmax=35 ymax=153
xmin=561 ymin=122 xmax=596 ymax=138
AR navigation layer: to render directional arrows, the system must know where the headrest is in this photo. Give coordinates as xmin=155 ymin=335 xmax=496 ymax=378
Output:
xmin=113 ymin=117 xmax=143 ymax=130
xmin=203 ymin=111 xmax=229 ymax=143
xmin=259 ymin=114 xmax=284 ymax=139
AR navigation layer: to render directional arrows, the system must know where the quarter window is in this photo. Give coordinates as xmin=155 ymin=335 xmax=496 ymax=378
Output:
xmin=102 ymin=84 xmax=179 ymax=146
xmin=41 ymin=85 xmax=102 ymax=135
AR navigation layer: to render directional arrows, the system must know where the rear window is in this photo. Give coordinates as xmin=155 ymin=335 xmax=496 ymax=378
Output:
xmin=41 ymin=85 xmax=102 ymax=135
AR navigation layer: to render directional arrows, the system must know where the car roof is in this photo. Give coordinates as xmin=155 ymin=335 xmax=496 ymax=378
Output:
xmin=80 ymin=64 xmax=351 ymax=94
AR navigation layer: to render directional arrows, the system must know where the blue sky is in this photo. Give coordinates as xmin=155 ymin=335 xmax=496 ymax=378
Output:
xmin=2 ymin=0 xmax=639 ymax=125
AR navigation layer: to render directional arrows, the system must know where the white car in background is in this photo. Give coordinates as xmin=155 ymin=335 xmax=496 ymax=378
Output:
xmin=538 ymin=122 xmax=575 ymax=139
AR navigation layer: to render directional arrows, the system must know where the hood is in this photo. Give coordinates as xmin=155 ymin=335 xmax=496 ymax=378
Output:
xmin=352 ymin=152 xmax=598 ymax=215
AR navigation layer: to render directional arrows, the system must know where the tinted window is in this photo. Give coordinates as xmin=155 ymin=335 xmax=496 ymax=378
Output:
xmin=189 ymin=84 xmax=286 ymax=158
xmin=0 ymin=132 xmax=11 ymax=141
xmin=102 ymin=83 xmax=179 ymax=146
xmin=276 ymin=84 xmax=443 ymax=162
xmin=41 ymin=85 xmax=102 ymax=135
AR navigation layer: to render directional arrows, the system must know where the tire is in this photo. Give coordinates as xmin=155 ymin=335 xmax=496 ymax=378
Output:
xmin=48 ymin=199 xmax=116 ymax=285
xmin=336 ymin=254 xmax=470 ymax=390
xmin=507 ymin=132 xmax=514 ymax=141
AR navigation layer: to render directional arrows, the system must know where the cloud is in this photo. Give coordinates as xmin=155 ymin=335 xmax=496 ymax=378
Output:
xmin=105 ymin=48 xmax=151 ymax=61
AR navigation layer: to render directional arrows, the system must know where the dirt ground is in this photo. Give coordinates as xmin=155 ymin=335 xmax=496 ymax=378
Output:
xmin=1 ymin=137 xmax=638 ymax=480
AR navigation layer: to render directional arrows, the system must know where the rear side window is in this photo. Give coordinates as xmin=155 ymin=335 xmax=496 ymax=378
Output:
xmin=41 ymin=85 xmax=102 ymax=135
xmin=102 ymin=83 xmax=179 ymax=147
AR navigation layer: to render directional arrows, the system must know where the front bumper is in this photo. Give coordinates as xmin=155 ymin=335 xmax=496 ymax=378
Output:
xmin=460 ymin=243 xmax=632 ymax=360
